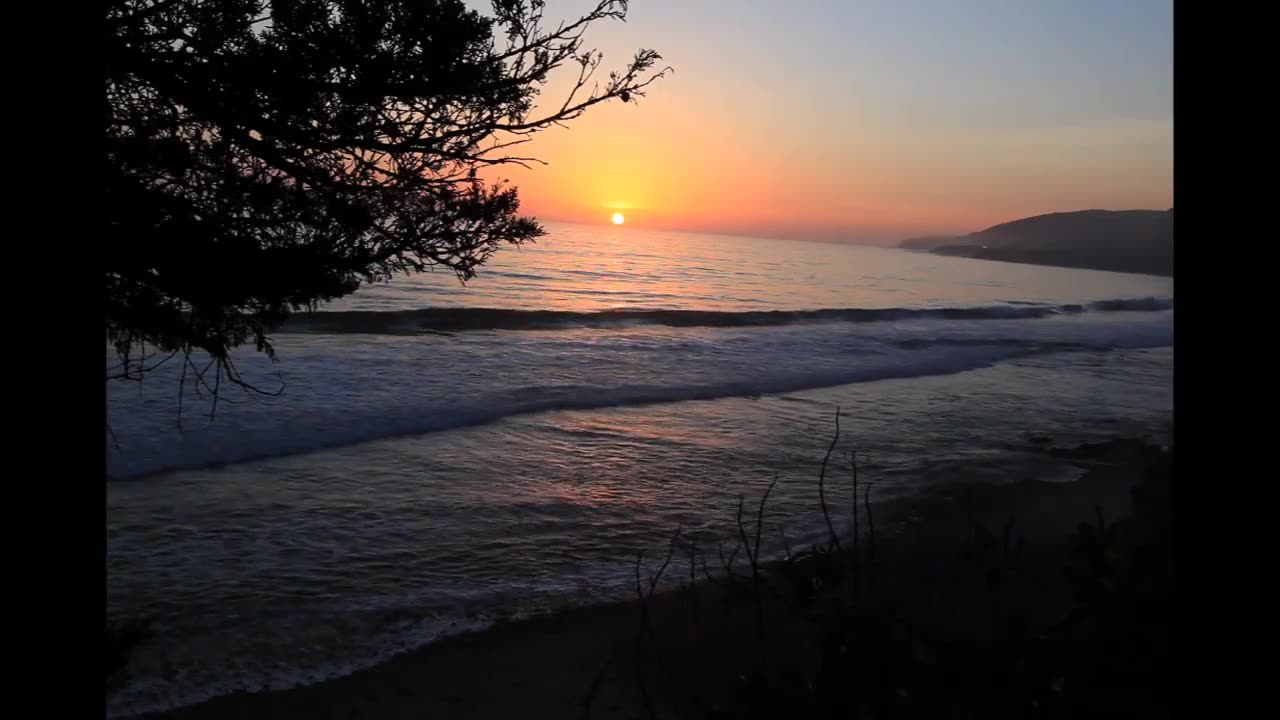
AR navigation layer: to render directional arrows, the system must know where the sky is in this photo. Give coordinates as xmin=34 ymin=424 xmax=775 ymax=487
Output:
xmin=480 ymin=0 xmax=1173 ymax=244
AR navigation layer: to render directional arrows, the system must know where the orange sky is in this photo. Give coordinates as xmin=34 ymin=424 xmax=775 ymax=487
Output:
xmin=482 ymin=1 xmax=1173 ymax=245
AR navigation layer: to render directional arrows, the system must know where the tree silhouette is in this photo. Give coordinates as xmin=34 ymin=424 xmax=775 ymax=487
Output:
xmin=106 ymin=0 xmax=668 ymax=407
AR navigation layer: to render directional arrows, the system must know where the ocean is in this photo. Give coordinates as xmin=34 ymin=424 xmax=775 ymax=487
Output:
xmin=105 ymin=221 xmax=1173 ymax=717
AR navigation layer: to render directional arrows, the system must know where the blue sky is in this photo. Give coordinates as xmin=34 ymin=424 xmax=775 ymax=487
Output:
xmin=480 ymin=0 xmax=1173 ymax=239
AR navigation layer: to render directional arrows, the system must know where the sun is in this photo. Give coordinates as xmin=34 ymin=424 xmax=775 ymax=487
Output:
xmin=611 ymin=212 xmax=625 ymax=225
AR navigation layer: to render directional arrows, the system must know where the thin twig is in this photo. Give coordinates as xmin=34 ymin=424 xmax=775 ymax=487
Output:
xmin=864 ymin=483 xmax=876 ymax=566
xmin=634 ymin=550 xmax=647 ymax=606
xmin=851 ymin=447 xmax=861 ymax=606
xmin=632 ymin=550 xmax=656 ymax=720
xmin=737 ymin=475 xmax=780 ymax=678
xmin=777 ymin=528 xmax=793 ymax=562
xmin=754 ymin=475 xmax=779 ymax=567
xmin=687 ymin=538 xmax=698 ymax=611
xmin=176 ymin=349 xmax=188 ymax=432
xmin=818 ymin=406 xmax=843 ymax=552
xmin=637 ymin=525 xmax=684 ymax=720
xmin=701 ymin=555 xmax=717 ymax=585
xmin=864 ymin=483 xmax=876 ymax=597
xmin=580 ymin=646 xmax=619 ymax=720
xmin=719 ymin=539 xmax=741 ymax=581
xmin=649 ymin=526 xmax=682 ymax=597
xmin=210 ymin=357 xmax=223 ymax=420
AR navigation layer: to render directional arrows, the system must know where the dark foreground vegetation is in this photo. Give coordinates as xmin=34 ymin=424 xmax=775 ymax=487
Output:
xmin=112 ymin=430 xmax=1171 ymax=719
xmin=106 ymin=0 xmax=667 ymax=409
xmin=615 ymin=436 xmax=1172 ymax=719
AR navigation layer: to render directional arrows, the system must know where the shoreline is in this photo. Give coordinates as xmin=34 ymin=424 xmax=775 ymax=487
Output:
xmin=129 ymin=435 xmax=1165 ymax=720
xmin=928 ymin=245 xmax=1173 ymax=278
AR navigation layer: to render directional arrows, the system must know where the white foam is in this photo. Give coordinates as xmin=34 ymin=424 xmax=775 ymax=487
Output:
xmin=106 ymin=312 xmax=1173 ymax=480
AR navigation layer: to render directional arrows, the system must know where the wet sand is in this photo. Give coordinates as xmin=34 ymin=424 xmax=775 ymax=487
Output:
xmin=138 ymin=438 xmax=1164 ymax=720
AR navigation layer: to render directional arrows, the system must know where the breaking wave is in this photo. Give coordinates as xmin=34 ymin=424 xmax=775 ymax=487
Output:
xmin=278 ymin=298 xmax=1172 ymax=335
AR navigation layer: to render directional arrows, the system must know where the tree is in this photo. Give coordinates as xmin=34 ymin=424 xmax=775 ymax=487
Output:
xmin=105 ymin=0 xmax=668 ymax=405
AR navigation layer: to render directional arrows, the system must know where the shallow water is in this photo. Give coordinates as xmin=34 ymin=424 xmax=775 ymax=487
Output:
xmin=106 ymin=222 xmax=1172 ymax=717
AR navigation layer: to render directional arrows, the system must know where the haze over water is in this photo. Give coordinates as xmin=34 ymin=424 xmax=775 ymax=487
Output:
xmin=106 ymin=222 xmax=1173 ymax=717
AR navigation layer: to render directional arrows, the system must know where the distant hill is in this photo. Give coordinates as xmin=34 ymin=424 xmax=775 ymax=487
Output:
xmin=901 ymin=209 xmax=1173 ymax=276
xmin=899 ymin=235 xmax=964 ymax=251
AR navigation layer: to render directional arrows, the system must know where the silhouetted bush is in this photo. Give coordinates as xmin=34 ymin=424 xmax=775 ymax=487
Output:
xmin=106 ymin=1 xmax=668 ymax=406
xmin=606 ymin=419 xmax=1172 ymax=719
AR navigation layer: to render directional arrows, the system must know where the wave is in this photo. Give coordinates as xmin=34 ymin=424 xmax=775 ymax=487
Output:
xmin=1087 ymin=297 xmax=1173 ymax=312
xmin=106 ymin=331 xmax=1172 ymax=481
xmin=279 ymin=297 xmax=1173 ymax=335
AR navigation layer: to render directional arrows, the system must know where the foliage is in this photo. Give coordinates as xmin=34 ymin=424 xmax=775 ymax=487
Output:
xmin=105 ymin=0 xmax=668 ymax=400
xmin=608 ymin=432 xmax=1173 ymax=719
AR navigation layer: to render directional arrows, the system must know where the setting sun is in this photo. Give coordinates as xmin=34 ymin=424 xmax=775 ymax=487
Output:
xmin=611 ymin=212 xmax=625 ymax=225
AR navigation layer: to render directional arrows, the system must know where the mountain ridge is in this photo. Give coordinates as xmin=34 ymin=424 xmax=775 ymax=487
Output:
xmin=900 ymin=209 xmax=1173 ymax=276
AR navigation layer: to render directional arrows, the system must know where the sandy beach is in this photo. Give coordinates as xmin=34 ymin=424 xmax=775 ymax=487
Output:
xmin=135 ymin=437 xmax=1165 ymax=720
